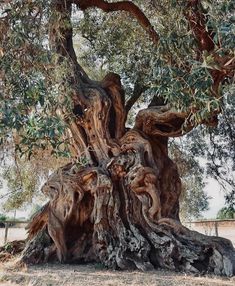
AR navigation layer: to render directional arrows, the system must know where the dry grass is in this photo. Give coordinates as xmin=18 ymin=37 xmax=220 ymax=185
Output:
xmin=0 ymin=259 xmax=234 ymax=286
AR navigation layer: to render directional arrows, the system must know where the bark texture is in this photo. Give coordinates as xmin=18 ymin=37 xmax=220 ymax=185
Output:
xmin=22 ymin=140 xmax=235 ymax=276
xmin=21 ymin=0 xmax=235 ymax=277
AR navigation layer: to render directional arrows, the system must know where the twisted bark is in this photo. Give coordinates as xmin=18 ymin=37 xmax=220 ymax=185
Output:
xmin=22 ymin=134 xmax=235 ymax=275
xmin=21 ymin=71 xmax=235 ymax=274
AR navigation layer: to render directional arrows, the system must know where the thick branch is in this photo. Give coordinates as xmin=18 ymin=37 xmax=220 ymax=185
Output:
xmin=74 ymin=0 xmax=159 ymax=43
xmin=135 ymin=106 xmax=190 ymax=138
xmin=135 ymin=106 xmax=219 ymax=138
xmin=125 ymin=80 xmax=147 ymax=113
xmin=101 ymin=73 xmax=126 ymax=139
xmin=50 ymin=1 xmax=119 ymax=163
xmin=50 ymin=1 xmax=96 ymax=88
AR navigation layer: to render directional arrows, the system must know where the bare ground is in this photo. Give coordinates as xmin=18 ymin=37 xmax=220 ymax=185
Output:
xmin=0 ymin=258 xmax=234 ymax=286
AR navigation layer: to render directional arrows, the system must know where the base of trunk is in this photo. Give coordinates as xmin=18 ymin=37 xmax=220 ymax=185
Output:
xmin=20 ymin=131 xmax=235 ymax=276
xmin=21 ymin=215 xmax=235 ymax=276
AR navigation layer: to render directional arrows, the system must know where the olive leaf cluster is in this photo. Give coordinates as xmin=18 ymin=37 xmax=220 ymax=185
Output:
xmin=78 ymin=0 xmax=234 ymax=122
xmin=0 ymin=0 xmax=73 ymax=158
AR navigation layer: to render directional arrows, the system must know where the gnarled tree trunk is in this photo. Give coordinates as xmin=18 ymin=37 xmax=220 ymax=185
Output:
xmin=21 ymin=0 xmax=235 ymax=277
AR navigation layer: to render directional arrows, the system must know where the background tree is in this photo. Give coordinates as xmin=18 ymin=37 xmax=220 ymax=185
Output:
xmin=0 ymin=214 xmax=7 ymax=222
xmin=0 ymin=146 xmax=68 ymax=213
xmin=217 ymin=207 xmax=235 ymax=220
xmin=184 ymin=91 xmax=235 ymax=209
xmin=1 ymin=161 xmax=39 ymax=212
xmin=169 ymin=143 xmax=210 ymax=221
xmin=0 ymin=0 xmax=235 ymax=276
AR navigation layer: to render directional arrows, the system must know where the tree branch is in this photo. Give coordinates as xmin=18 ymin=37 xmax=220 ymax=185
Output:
xmin=185 ymin=0 xmax=235 ymax=95
xmin=125 ymin=81 xmax=147 ymax=113
xmin=74 ymin=0 xmax=159 ymax=44
xmin=134 ymin=106 xmax=218 ymax=138
xmin=135 ymin=106 xmax=191 ymax=138
xmin=50 ymin=0 xmax=94 ymax=88
xmin=185 ymin=0 xmax=215 ymax=53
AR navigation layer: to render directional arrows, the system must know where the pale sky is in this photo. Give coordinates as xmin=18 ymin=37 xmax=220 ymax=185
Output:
xmin=202 ymin=178 xmax=226 ymax=219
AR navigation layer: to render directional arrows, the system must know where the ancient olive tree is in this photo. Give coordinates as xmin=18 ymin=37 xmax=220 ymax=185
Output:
xmin=0 ymin=0 xmax=235 ymax=276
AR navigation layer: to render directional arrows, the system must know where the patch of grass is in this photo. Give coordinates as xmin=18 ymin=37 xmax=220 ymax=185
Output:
xmin=4 ymin=242 xmax=13 ymax=253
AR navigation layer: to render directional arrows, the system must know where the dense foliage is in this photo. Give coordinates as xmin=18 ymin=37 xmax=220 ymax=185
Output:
xmin=217 ymin=206 xmax=235 ymax=219
xmin=1 ymin=0 xmax=234 ymax=152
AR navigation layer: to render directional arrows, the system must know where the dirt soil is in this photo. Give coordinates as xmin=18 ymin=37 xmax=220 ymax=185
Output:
xmin=0 ymin=259 xmax=234 ymax=286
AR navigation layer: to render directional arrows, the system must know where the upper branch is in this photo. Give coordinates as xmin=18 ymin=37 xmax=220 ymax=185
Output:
xmin=50 ymin=0 xmax=93 ymax=86
xmin=185 ymin=0 xmax=235 ymax=95
xmin=185 ymin=0 xmax=215 ymax=53
xmin=74 ymin=0 xmax=159 ymax=43
xmin=135 ymin=106 xmax=218 ymax=138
